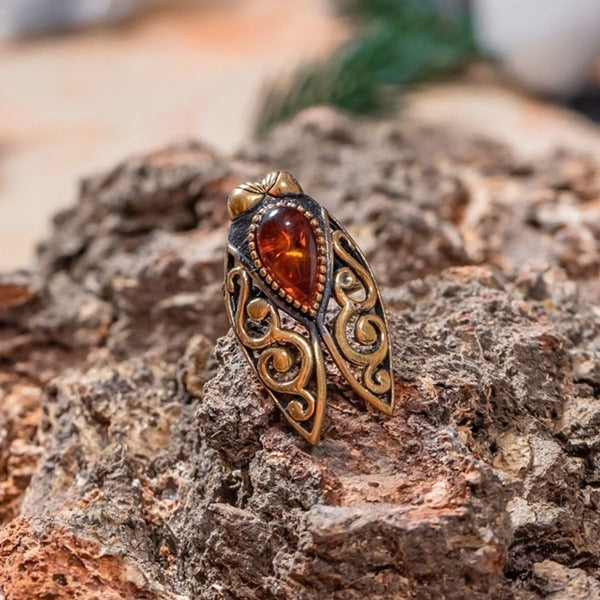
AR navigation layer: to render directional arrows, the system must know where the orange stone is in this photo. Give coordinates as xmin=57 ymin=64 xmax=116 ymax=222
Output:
xmin=256 ymin=206 xmax=319 ymax=307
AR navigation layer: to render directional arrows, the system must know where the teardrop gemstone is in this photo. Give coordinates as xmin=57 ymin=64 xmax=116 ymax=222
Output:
xmin=256 ymin=205 xmax=320 ymax=308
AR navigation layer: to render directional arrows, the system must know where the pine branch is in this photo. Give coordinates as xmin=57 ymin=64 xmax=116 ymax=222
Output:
xmin=253 ymin=0 xmax=478 ymax=137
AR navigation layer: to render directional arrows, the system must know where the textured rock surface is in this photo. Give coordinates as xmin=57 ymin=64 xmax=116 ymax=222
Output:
xmin=2 ymin=107 xmax=600 ymax=598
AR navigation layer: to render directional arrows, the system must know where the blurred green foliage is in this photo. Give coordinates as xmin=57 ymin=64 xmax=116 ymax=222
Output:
xmin=254 ymin=0 xmax=478 ymax=137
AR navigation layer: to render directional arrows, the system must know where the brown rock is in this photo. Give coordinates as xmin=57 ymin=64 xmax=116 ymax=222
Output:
xmin=0 ymin=517 xmax=170 ymax=599
xmin=2 ymin=107 xmax=600 ymax=598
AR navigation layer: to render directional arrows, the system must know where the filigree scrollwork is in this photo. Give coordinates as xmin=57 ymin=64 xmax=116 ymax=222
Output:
xmin=225 ymin=265 xmax=325 ymax=442
xmin=225 ymin=171 xmax=394 ymax=444
xmin=322 ymin=229 xmax=393 ymax=414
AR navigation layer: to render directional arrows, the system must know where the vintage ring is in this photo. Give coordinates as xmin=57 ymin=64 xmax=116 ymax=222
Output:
xmin=224 ymin=171 xmax=394 ymax=444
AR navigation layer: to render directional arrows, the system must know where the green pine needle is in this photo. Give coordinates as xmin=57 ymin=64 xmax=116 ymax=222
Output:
xmin=253 ymin=0 xmax=478 ymax=137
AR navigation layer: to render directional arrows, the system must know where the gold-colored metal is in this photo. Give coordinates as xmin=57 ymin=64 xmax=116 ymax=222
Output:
xmin=227 ymin=170 xmax=303 ymax=220
xmin=324 ymin=230 xmax=393 ymax=415
xmin=225 ymin=266 xmax=326 ymax=443
xmin=224 ymin=170 xmax=394 ymax=444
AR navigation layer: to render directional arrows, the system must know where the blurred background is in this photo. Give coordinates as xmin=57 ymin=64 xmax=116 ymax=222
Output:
xmin=3 ymin=0 xmax=600 ymax=271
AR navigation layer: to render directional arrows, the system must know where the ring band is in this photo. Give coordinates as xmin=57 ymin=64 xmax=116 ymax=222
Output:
xmin=224 ymin=171 xmax=394 ymax=444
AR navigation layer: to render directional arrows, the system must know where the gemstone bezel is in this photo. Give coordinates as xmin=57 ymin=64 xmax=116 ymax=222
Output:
xmin=248 ymin=199 xmax=327 ymax=317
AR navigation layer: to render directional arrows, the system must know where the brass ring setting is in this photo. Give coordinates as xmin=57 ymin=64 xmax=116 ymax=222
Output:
xmin=224 ymin=171 xmax=394 ymax=444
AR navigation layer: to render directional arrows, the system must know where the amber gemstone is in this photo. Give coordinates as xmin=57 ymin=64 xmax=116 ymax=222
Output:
xmin=256 ymin=206 xmax=319 ymax=307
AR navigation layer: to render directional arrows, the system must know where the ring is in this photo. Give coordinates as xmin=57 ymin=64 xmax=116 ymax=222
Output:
xmin=224 ymin=171 xmax=394 ymax=444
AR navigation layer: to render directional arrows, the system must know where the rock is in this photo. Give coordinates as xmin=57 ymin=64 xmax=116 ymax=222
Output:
xmin=0 ymin=516 xmax=174 ymax=599
xmin=519 ymin=560 xmax=600 ymax=599
xmin=2 ymin=107 xmax=600 ymax=598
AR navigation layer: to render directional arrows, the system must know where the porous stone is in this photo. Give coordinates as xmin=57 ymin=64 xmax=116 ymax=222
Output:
xmin=2 ymin=107 xmax=600 ymax=598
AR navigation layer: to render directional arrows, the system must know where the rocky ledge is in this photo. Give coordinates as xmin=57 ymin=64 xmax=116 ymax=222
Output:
xmin=2 ymin=108 xmax=600 ymax=599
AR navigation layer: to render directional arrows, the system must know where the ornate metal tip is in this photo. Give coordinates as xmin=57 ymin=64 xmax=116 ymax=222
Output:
xmin=227 ymin=186 xmax=261 ymax=220
xmin=227 ymin=170 xmax=303 ymax=220
xmin=263 ymin=170 xmax=303 ymax=198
